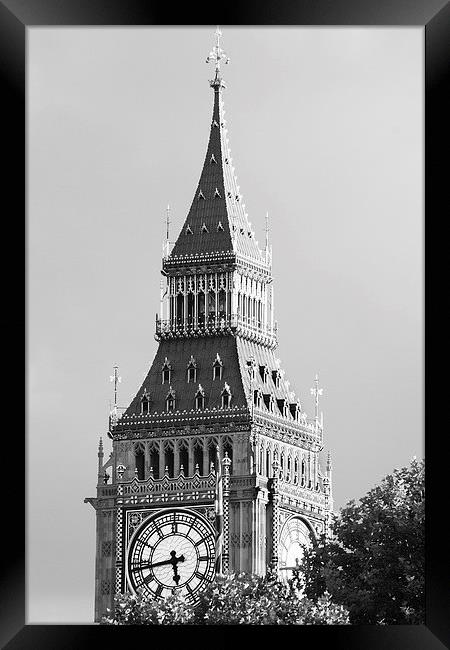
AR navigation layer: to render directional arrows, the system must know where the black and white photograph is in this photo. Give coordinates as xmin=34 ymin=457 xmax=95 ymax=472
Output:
xmin=0 ymin=5 xmax=441 ymax=643
xmin=27 ymin=24 xmax=426 ymax=627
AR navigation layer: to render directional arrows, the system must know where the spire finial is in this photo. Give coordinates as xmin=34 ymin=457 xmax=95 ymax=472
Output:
xmin=165 ymin=204 xmax=171 ymax=256
xmin=310 ymin=373 xmax=323 ymax=423
xmin=109 ymin=365 xmax=121 ymax=427
xmin=206 ymin=26 xmax=230 ymax=86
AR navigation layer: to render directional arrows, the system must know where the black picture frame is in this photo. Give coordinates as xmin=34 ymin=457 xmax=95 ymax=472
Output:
xmin=3 ymin=1 xmax=448 ymax=647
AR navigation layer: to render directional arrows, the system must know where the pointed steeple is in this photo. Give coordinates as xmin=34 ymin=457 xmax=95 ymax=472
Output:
xmin=168 ymin=29 xmax=266 ymax=265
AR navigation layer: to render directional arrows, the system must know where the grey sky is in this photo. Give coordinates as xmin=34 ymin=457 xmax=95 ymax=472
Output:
xmin=28 ymin=27 xmax=423 ymax=623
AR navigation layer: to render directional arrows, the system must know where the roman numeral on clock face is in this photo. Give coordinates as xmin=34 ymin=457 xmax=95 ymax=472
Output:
xmin=155 ymin=584 xmax=164 ymax=597
xmin=198 ymin=555 xmax=209 ymax=562
xmin=143 ymin=572 xmax=154 ymax=584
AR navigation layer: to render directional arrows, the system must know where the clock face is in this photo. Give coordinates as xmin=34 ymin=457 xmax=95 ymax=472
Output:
xmin=279 ymin=516 xmax=312 ymax=583
xmin=126 ymin=508 xmax=216 ymax=606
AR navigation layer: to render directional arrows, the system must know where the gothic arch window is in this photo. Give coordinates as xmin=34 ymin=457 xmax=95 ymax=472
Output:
xmin=193 ymin=440 xmax=204 ymax=475
xmin=208 ymin=438 xmax=218 ymax=472
xmin=186 ymin=356 xmax=197 ymax=383
xmin=178 ymin=440 xmax=189 ymax=475
xmin=277 ymin=398 xmax=288 ymax=418
xmin=166 ymin=387 xmax=176 ymax=412
xmin=294 ymin=457 xmax=299 ymax=483
xmin=259 ymin=447 xmax=264 ymax=475
xmin=134 ymin=444 xmax=145 ymax=480
xmin=213 ymin=354 xmax=223 ymax=380
xmin=272 ymin=370 xmax=281 ymax=388
xmin=162 ymin=358 xmax=172 ymax=384
xmin=222 ymin=437 xmax=233 ymax=475
xmin=221 ymin=383 xmax=232 ymax=409
xmin=289 ymin=402 xmax=301 ymax=421
xmin=140 ymin=390 xmax=150 ymax=415
xmin=247 ymin=359 xmax=256 ymax=382
xmin=207 ymin=290 xmax=215 ymax=322
xmin=197 ymin=291 xmax=205 ymax=325
xmin=187 ymin=292 xmax=195 ymax=326
xmin=149 ymin=444 xmax=160 ymax=479
xmin=164 ymin=442 xmax=174 ymax=478
xmin=195 ymin=385 xmax=205 ymax=410
xmin=259 ymin=365 xmax=269 ymax=383
xmin=218 ymin=289 xmax=226 ymax=320
xmin=176 ymin=293 xmax=184 ymax=325
xmin=263 ymin=393 xmax=275 ymax=413
xmin=301 ymin=458 xmax=306 ymax=486
xmin=253 ymin=388 xmax=262 ymax=408
xmin=185 ymin=224 xmax=193 ymax=235
xmin=266 ymin=448 xmax=272 ymax=478
xmin=287 ymin=454 xmax=292 ymax=481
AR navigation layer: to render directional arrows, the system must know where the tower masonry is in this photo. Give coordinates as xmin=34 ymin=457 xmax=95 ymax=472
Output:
xmin=85 ymin=29 xmax=333 ymax=622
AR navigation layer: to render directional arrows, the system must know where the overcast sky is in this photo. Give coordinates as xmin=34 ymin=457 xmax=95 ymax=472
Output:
xmin=28 ymin=26 xmax=423 ymax=623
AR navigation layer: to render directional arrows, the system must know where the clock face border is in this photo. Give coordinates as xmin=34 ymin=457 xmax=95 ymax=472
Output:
xmin=278 ymin=515 xmax=315 ymax=583
xmin=125 ymin=507 xmax=217 ymax=606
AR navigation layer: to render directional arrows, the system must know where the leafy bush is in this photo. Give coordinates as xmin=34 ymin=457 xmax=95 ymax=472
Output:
xmin=299 ymin=457 xmax=425 ymax=624
xmin=102 ymin=570 xmax=349 ymax=625
xmin=101 ymin=589 xmax=195 ymax=625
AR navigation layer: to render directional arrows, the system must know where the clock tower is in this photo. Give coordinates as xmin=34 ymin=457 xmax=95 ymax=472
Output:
xmin=85 ymin=29 xmax=333 ymax=622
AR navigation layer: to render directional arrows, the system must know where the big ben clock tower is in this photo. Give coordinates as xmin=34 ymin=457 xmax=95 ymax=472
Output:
xmin=85 ymin=29 xmax=333 ymax=622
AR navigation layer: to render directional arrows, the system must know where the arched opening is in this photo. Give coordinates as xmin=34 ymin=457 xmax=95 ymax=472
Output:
xmin=208 ymin=443 xmax=217 ymax=472
xmin=266 ymin=449 xmax=271 ymax=478
xmin=197 ymin=291 xmax=205 ymax=326
xmin=164 ymin=446 xmax=174 ymax=478
xmin=135 ymin=450 xmax=145 ymax=480
xmin=223 ymin=438 xmax=233 ymax=475
xmin=207 ymin=291 xmax=215 ymax=323
xmin=176 ymin=293 xmax=184 ymax=326
xmin=141 ymin=396 xmax=149 ymax=414
xmin=193 ymin=442 xmax=203 ymax=474
xmin=218 ymin=289 xmax=226 ymax=321
xmin=195 ymin=392 xmax=205 ymax=410
xmin=187 ymin=292 xmax=195 ymax=326
xmin=179 ymin=445 xmax=189 ymax=475
xmin=150 ymin=448 xmax=160 ymax=479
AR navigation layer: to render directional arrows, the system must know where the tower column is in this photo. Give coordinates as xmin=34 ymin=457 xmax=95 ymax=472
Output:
xmin=270 ymin=456 xmax=280 ymax=572
xmin=174 ymin=439 xmax=180 ymax=475
xmin=222 ymin=453 xmax=231 ymax=573
xmin=202 ymin=438 xmax=208 ymax=476
xmin=159 ymin=440 xmax=165 ymax=477
xmin=188 ymin=438 xmax=194 ymax=475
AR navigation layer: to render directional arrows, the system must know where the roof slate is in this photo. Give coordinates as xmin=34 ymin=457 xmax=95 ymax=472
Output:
xmin=169 ymin=85 xmax=266 ymax=264
xmin=123 ymin=336 xmax=304 ymax=423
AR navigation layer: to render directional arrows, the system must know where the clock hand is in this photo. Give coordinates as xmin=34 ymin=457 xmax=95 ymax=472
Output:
xmin=140 ymin=550 xmax=186 ymax=571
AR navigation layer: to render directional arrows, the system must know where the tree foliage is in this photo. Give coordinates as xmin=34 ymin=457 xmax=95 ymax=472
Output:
xmin=299 ymin=457 xmax=425 ymax=624
xmin=102 ymin=570 xmax=349 ymax=625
